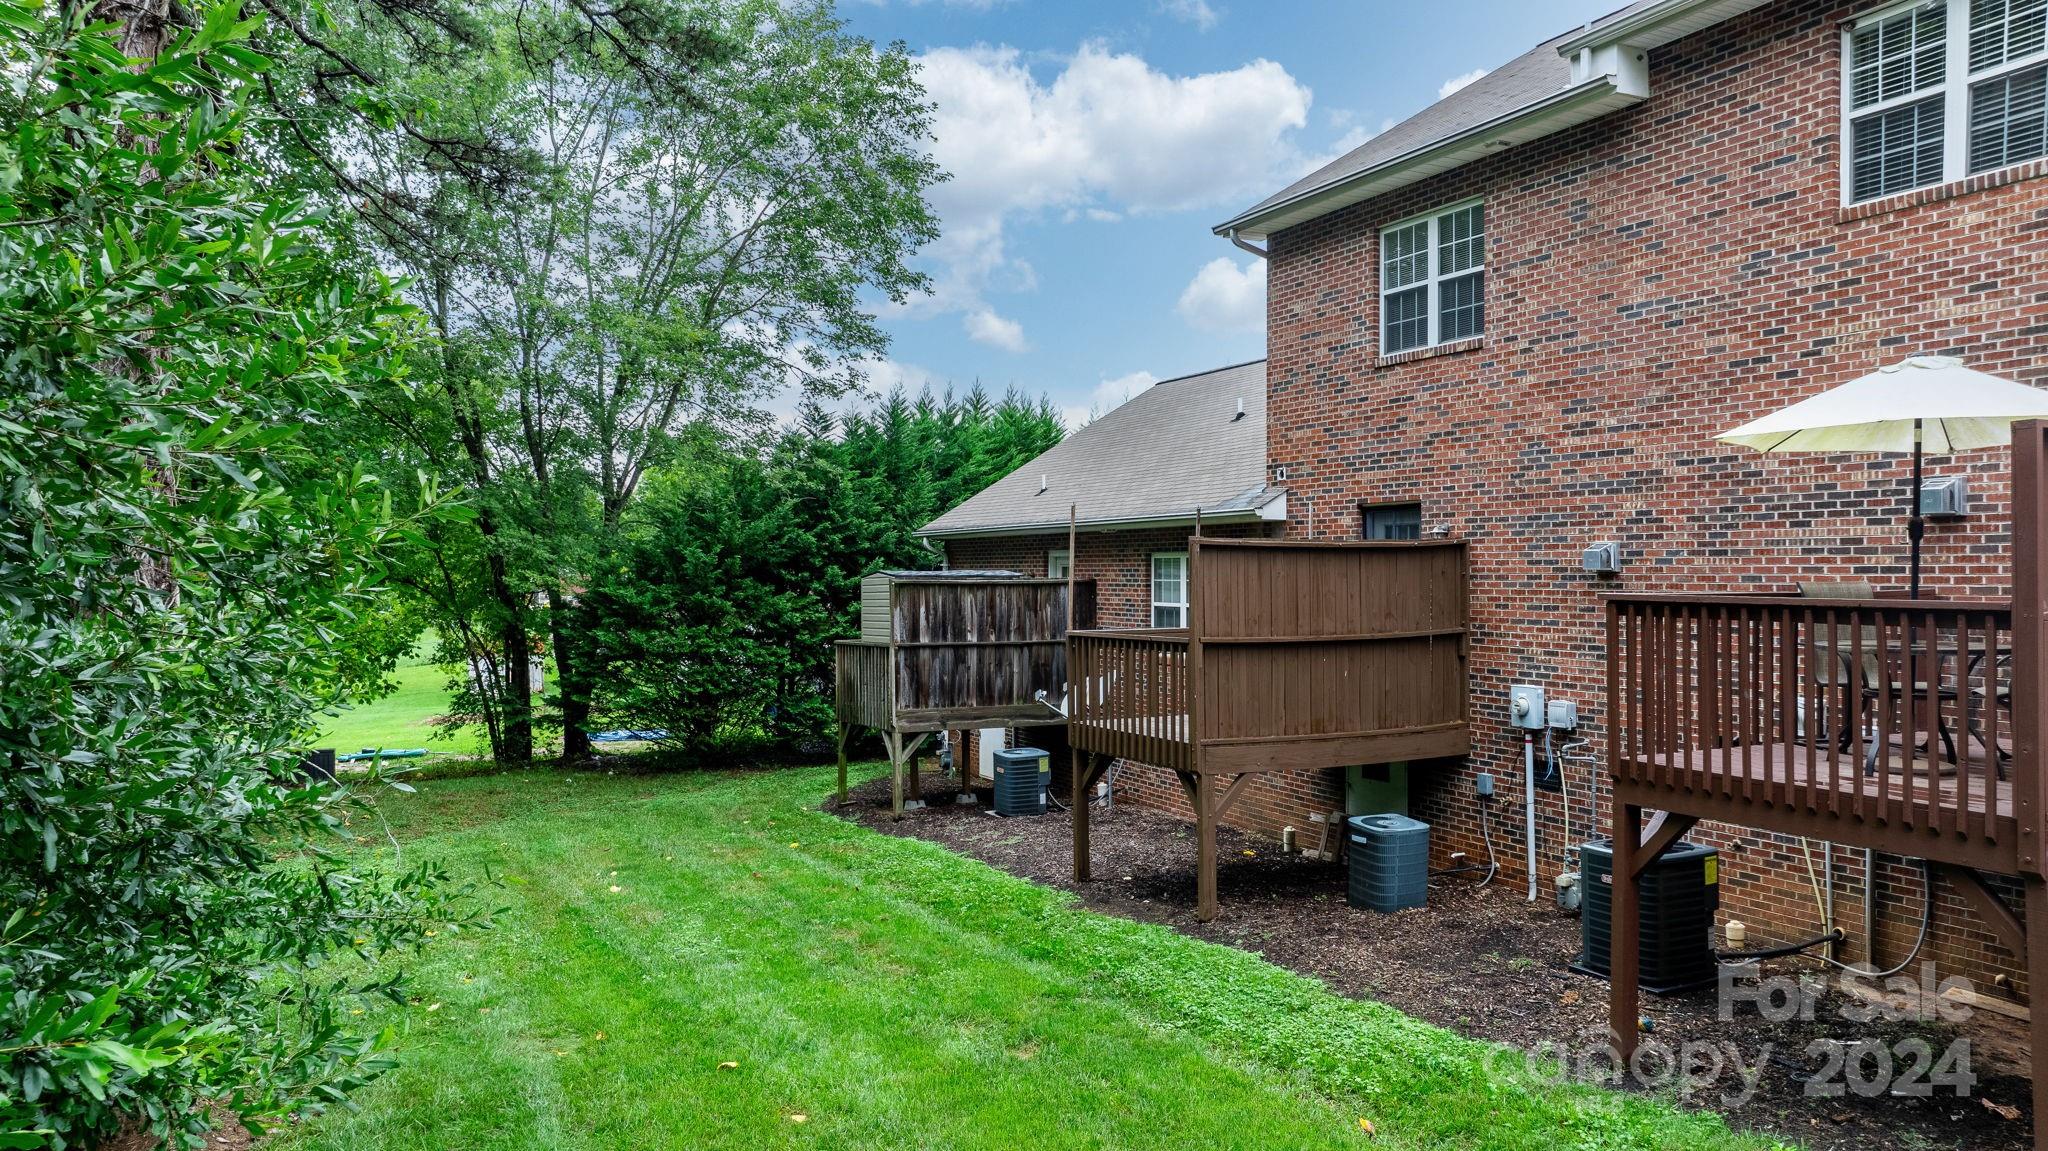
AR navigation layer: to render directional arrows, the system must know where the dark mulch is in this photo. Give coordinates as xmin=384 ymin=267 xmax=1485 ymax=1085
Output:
xmin=837 ymin=772 xmax=2034 ymax=1151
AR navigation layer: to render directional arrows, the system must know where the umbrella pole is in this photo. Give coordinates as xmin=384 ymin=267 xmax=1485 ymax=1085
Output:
xmin=1909 ymin=417 xmax=1924 ymax=600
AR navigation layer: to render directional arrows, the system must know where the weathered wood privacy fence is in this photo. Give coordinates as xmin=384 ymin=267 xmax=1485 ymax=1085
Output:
xmin=1069 ymin=537 xmax=1472 ymax=919
xmin=1603 ymin=419 xmax=2048 ymax=1151
xmin=835 ymin=573 xmax=1095 ymax=815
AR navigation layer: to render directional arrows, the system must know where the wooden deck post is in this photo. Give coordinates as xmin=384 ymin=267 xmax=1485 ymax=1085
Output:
xmin=1610 ymin=801 xmax=1643 ymax=1067
xmin=2026 ymin=877 xmax=2048 ymax=1151
xmin=1072 ymin=748 xmax=1091 ymax=882
xmin=1195 ymin=772 xmax=1219 ymax=921
xmin=835 ymin=723 xmax=850 ymax=807
xmin=886 ymin=731 xmax=904 ymax=819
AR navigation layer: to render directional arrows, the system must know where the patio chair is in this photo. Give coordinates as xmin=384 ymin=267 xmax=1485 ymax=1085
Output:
xmin=1799 ymin=582 xmax=1874 ymax=751
xmin=1966 ymin=653 xmax=2013 ymax=778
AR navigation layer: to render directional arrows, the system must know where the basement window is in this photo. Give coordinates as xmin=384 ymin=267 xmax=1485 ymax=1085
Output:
xmin=1151 ymin=552 xmax=1188 ymax=629
xmin=1845 ymin=0 xmax=2048 ymax=203
xmin=1362 ymin=503 xmax=1423 ymax=541
xmin=1380 ymin=200 xmax=1485 ymax=355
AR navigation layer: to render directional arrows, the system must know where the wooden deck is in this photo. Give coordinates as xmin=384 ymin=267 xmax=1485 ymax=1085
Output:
xmin=1620 ymin=742 xmax=2018 ymax=872
xmin=1603 ymin=419 xmax=2048 ymax=1151
xmin=1067 ymin=537 xmax=1472 ymax=919
xmin=835 ymin=575 xmax=1094 ymax=815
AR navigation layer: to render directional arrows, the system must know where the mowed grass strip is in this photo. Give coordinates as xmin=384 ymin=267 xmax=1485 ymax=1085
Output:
xmin=278 ymin=768 xmax=1789 ymax=1151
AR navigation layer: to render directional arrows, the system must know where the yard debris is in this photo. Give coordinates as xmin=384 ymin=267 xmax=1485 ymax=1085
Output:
xmin=1357 ymin=1117 xmax=1376 ymax=1136
xmin=788 ymin=1113 xmax=808 ymax=1124
xmin=1982 ymin=1098 xmax=2021 ymax=1121
xmin=425 ymin=1003 xmax=441 ymax=1012
xmin=608 ymin=885 xmax=623 ymax=893
xmin=717 ymin=1061 xmax=739 ymax=1071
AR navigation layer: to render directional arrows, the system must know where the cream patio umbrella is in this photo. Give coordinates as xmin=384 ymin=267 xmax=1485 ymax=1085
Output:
xmin=1716 ymin=355 xmax=2048 ymax=598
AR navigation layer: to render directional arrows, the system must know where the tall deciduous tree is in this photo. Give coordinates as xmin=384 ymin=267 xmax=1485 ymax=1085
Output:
xmin=312 ymin=0 xmax=942 ymax=765
xmin=0 ymin=2 xmax=477 ymax=1145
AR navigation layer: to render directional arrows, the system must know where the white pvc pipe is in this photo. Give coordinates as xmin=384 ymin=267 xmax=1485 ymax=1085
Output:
xmin=1524 ymin=733 xmax=1539 ymax=902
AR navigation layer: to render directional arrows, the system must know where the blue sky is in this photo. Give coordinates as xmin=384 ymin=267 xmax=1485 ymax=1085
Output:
xmin=825 ymin=0 xmax=1630 ymax=425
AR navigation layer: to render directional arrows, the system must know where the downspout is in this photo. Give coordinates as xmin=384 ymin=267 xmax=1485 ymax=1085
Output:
xmin=1228 ymin=229 xmax=1268 ymax=260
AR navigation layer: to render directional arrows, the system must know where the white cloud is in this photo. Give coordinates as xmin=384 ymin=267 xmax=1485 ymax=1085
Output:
xmin=909 ymin=42 xmax=1313 ymax=348
xmin=1438 ymin=68 xmax=1489 ymax=99
xmin=857 ymin=357 xmax=943 ymax=394
xmin=1062 ymin=370 xmax=1160 ymax=429
xmin=1157 ymin=0 xmax=1219 ymax=31
xmin=964 ymin=308 xmax=1028 ymax=352
xmin=1302 ymin=123 xmax=1380 ymax=176
xmin=1176 ymin=256 xmax=1266 ymax=333
xmin=759 ymin=354 xmax=947 ymax=426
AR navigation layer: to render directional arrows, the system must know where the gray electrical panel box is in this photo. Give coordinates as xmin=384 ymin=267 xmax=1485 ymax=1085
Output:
xmin=1921 ymin=475 xmax=1968 ymax=519
xmin=1510 ymin=684 xmax=1547 ymax=730
xmin=1582 ymin=541 xmax=1622 ymax=574
xmin=1546 ymin=699 xmax=1578 ymax=730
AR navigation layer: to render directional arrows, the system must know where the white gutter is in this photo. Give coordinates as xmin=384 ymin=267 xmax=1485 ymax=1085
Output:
xmin=1214 ymin=71 xmax=1643 ymax=241
xmin=1554 ymin=0 xmax=1777 ymax=58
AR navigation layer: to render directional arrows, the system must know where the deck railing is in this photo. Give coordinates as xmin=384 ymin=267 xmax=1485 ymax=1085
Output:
xmin=1068 ymin=629 xmax=1193 ymax=772
xmin=1606 ymin=594 xmax=2023 ymax=862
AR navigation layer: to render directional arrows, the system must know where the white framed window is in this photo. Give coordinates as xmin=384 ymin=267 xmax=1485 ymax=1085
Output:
xmin=1150 ymin=552 xmax=1188 ymax=629
xmin=1380 ymin=199 xmax=1485 ymax=355
xmin=1047 ymin=549 xmax=1070 ymax=578
xmin=1844 ymin=0 xmax=2048 ymax=204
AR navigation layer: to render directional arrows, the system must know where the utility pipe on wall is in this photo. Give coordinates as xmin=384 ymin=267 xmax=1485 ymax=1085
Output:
xmin=1524 ymin=731 xmax=1539 ymax=902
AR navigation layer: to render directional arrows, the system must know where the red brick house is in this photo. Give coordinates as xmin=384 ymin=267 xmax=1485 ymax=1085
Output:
xmin=1200 ymin=0 xmax=2048 ymax=992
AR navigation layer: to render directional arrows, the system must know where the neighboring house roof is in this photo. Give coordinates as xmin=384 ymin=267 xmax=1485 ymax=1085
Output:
xmin=1215 ymin=0 xmax=1776 ymax=240
xmin=919 ymin=360 xmax=1282 ymax=540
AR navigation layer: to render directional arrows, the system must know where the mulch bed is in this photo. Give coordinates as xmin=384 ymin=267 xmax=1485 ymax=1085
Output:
xmin=837 ymin=773 xmax=2035 ymax=1151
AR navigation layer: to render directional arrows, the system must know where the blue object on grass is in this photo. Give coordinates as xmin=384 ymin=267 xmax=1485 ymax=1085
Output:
xmin=334 ymin=748 xmax=431 ymax=763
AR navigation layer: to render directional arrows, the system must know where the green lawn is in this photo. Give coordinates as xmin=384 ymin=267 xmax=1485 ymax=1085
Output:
xmin=276 ymin=767 xmax=1788 ymax=1151
xmin=316 ymin=647 xmax=492 ymax=758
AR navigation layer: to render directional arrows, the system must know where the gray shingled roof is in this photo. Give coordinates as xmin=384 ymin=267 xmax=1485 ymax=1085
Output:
xmin=1219 ymin=1 xmax=1666 ymax=236
xmin=920 ymin=360 xmax=1278 ymax=538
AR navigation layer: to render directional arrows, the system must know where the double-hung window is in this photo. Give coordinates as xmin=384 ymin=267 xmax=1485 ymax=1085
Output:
xmin=1150 ymin=553 xmax=1188 ymax=629
xmin=1845 ymin=0 xmax=2048 ymax=203
xmin=1380 ymin=200 xmax=1485 ymax=355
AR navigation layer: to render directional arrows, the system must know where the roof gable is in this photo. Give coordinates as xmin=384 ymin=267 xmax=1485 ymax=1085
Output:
xmin=919 ymin=360 xmax=1277 ymax=539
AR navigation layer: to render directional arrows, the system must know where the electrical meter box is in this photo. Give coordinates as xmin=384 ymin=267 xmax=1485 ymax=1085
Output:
xmin=1510 ymin=684 xmax=1547 ymax=730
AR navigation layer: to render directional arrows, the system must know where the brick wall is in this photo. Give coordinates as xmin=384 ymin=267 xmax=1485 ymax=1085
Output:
xmin=1260 ymin=0 xmax=2048 ymax=990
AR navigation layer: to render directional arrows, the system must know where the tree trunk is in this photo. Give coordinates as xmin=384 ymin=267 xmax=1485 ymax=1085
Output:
xmin=495 ymin=595 xmax=534 ymax=766
xmin=549 ymin=589 xmax=594 ymax=764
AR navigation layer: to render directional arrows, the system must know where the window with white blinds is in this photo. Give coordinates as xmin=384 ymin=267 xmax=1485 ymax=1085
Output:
xmin=1380 ymin=200 xmax=1485 ymax=354
xmin=1846 ymin=0 xmax=2048 ymax=202
xmin=1150 ymin=553 xmax=1187 ymax=629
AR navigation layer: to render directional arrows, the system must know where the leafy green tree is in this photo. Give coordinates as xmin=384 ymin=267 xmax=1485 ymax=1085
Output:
xmin=311 ymin=0 xmax=943 ymax=766
xmin=581 ymin=387 xmax=1062 ymax=757
xmin=0 ymin=3 xmax=475 ymax=1145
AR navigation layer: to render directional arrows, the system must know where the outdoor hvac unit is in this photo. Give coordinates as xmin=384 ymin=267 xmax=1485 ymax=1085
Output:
xmin=1572 ymin=838 xmax=1721 ymax=994
xmin=1345 ymin=813 xmax=1430 ymax=912
xmin=992 ymin=746 xmax=1051 ymax=817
